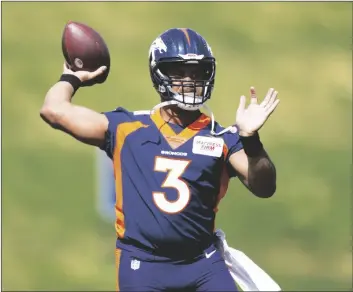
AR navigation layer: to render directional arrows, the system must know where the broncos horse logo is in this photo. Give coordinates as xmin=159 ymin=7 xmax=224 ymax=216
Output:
xmin=149 ymin=37 xmax=167 ymax=67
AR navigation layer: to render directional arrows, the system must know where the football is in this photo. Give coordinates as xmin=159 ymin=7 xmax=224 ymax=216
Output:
xmin=62 ymin=21 xmax=110 ymax=84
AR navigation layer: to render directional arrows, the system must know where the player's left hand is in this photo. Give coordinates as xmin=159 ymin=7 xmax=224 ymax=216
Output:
xmin=235 ymin=87 xmax=280 ymax=136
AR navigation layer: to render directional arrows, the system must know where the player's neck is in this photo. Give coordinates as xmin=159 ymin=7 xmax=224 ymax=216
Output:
xmin=159 ymin=106 xmax=202 ymax=128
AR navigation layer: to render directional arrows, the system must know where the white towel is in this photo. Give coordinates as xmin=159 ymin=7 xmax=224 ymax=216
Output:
xmin=215 ymin=229 xmax=281 ymax=291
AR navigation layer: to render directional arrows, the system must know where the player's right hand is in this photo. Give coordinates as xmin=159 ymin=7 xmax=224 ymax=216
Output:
xmin=63 ymin=62 xmax=107 ymax=83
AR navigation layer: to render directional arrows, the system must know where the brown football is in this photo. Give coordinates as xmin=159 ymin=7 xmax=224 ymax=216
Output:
xmin=62 ymin=21 xmax=110 ymax=84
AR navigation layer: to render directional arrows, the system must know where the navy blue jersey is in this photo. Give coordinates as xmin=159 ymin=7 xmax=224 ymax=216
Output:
xmin=102 ymin=108 xmax=243 ymax=259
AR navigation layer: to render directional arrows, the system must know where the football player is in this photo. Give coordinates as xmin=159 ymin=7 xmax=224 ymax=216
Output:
xmin=40 ymin=28 xmax=279 ymax=291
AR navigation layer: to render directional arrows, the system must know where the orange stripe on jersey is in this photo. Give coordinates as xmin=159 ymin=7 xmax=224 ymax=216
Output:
xmin=213 ymin=165 xmax=230 ymax=233
xmin=179 ymin=114 xmax=211 ymax=140
xmin=151 ymin=109 xmax=211 ymax=150
xmin=151 ymin=110 xmax=175 ymax=137
xmin=222 ymin=142 xmax=229 ymax=158
xmin=214 ymin=144 xmax=230 ymax=213
xmin=214 ymin=165 xmax=230 ymax=213
xmin=187 ymin=114 xmax=211 ymax=131
xmin=180 ymin=28 xmax=191 ymax=46
xmin=212 ymin=144 xmax=231 ymax=233
xmin=113 ymin=121 xmax=148 ymax=239
xmin=115 ymin=248 xmax=122 ymax=292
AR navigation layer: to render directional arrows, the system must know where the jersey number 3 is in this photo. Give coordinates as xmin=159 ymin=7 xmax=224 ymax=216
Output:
xmin=153 ymin=156 xmax=191 ymax=214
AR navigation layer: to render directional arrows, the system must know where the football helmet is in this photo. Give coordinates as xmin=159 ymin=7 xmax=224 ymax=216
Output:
xmin=149 ymin=28 xmax=216 ymax=111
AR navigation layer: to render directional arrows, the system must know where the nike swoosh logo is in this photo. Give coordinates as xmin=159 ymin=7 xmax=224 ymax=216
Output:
xmin=205 ymin=250 xmax=217 ymax=259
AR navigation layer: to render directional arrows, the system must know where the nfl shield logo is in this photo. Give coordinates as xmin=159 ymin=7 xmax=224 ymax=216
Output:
xmin=131 ymin=259 xmax=140 ymax=270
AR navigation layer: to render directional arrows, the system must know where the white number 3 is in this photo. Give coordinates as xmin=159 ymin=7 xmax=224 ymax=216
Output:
xmin=153 ymin=156 xmax=191 ymax=214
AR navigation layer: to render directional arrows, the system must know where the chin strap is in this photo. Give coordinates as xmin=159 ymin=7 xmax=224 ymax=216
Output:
xmin=152 ymin=101 xmax=235 ymax=137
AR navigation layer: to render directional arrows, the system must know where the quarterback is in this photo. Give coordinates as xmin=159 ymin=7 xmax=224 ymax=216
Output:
xmin=40 ymin=28 xmax=279 ymax=291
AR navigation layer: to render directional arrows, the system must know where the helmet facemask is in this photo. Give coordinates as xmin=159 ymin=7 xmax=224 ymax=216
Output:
xmin=151 ymin=59 xmax=216 ymax=111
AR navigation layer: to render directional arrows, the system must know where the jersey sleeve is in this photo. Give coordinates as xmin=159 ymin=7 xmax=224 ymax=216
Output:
xmin=223 ymin=130 xmax=243 ymax=178
xmin=100 ymin=107 xmax=134 ymax=159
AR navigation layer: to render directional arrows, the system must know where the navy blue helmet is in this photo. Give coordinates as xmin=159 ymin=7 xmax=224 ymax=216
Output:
xmin=149 ymin=28 xmax=216 ymax=111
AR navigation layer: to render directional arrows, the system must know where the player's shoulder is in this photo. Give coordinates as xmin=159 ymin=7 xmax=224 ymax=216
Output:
xmin=104 ymin=106 xmax=131 ymax=117
xmin=104 ymin=107 xmax=152 ymax=123
xmin=132 ymin=109 xmax=153 ymax=123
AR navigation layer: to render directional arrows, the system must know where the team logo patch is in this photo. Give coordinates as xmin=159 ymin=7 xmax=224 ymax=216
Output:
xmin=131 ymin=259 xmax=140 ymax=270
xmin=192 ymin=136 xmax=224 ymax=158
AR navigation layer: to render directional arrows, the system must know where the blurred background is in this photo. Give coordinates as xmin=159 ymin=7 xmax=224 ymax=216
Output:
xmin=2 ymin=2 xmax=352 ymax=291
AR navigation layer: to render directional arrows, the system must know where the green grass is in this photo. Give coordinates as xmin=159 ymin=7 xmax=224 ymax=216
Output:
xmin=2 ymin=2 xmax=352 ymax=291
